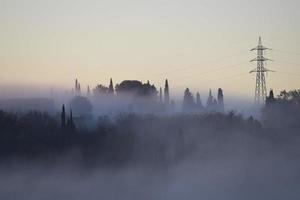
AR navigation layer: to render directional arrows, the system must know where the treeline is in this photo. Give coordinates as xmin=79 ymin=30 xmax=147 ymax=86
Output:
xmin=0 ymin=110 xmax=275 ymax=166
xmin=263 ymin=89 xmax=300 ymax=130
xmin=0 ymin=89 xmax=299 ymax=166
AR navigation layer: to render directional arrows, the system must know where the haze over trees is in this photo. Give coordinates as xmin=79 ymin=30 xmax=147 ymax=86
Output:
xmin=0 ymin=88 xmax=300 ymax=200
xmin=0 ymin=88 xmax=298 ymax=163
xmin=65 ymin=78 xmax=227 ymax=116
xmin=263 ymin=89 xmax=300 ymax=129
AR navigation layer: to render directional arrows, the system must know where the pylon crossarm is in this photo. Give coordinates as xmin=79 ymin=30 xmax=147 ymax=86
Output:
xmin=250 ymin=45 xmax=271 ymax=51
xmin=263 ymin=68 xmax=275 ymax=72
xmin=250 ymin=57 xmax=273 ymax=62
xmin=250 ymin=69 xmax=275 ymax=73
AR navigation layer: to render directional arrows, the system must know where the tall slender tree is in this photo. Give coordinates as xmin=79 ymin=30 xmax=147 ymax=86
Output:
xmin=87 ymin=85 xmax=91 ymax=97
xmin=75 ymin=79 xmax=78 ymax=93
xmin=196 ymin=92 xmax=203 ymax=108
xmin=183 ymin=88 xmax=195 ymax=111
xmin=78 ymin=83 xmax=81 ymax=94
xmin=206 ymin=89 xmax=213 ymax=109
xmin=70 ymin=109 xmax=73 ymax=124
xmin=108 ymin=78 xmax=114 ymax=94
xmin=217 ymin=88 xmax=224 ymax=112
xmin=164 ymin=79 xmax=170 ymax=105
xmin=159 ymin=87 xmax=163 ymax=104
xmin=69 ymin=109 xmax=75 ymax=130
xmin=266 ymin=89 xmax=275 ymax=105
xmin=61 ymin=104 xmax=66 ymax=128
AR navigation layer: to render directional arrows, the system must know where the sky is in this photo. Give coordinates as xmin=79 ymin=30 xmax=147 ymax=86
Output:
xmin=0 ymin=0 xmax=299 ymax=98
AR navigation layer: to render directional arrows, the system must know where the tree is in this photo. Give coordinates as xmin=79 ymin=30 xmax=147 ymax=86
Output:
xmin=266 ymin=89 xmax=275 ymax=105
xmin=183 ymin=88 xmax=195 ymax=111
xmin=61 ymin=104 xmax=66 ymax=128
xmin=217 ymin=88 xmax=224 ymax=112
xmin=93 ymin=84 xmax=109 ymax=96
xmin=108 ymin=78 xmax=114 ymax=94
xmin=87 ymin=85 xmax=91 ymax=97
xmin=279 ymin=89 xmax=300 ymax=101
xmin=206 ymin=89 xmax=213 ymax=110
xmin=196 ymin=92 xmax=203 ymax=107
xmin=69 ymin=96 xmax=92 ymax=116
xmin=115 ymin=80 xmax=157 ymax=98
xmin=75 ymin=78 xmax=81 ymax=95
xmin=262 ymin=89 xmax=300 ymax=129
xmin=115 ymin=80 xmax=142 ymax=94
xmin=159 ymin=87 xmax=163 ymax=104
xmin=164 ymin=79 xmax=170 ymax=105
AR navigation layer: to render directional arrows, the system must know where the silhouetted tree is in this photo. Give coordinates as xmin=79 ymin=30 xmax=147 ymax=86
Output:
xmin=69 ymin=96 xmax=92 ymax=116
xmin=217 ymin=88 xmax=224 ymax=112
xmin=183 ymin=88 xmax=195 ymax=111
xmin=87 ymin=85 xmax=91 ymax=97
xmin=115 ymin=80 xmax=157 ymax=98
xmin=75 ymin=78 xmax=78 ymax=93
xmin=75 ymin=78 xmax=81 ymax=95
xmin=61 ymin=104 xmax=66 ymax=128
xmin=159 ymin=87 xmax=163 ymax=104
xmin=108 ymin=78 xmax=114 ymax=94
xmin=278 ymin=89 xmax=300 ymax=102
xmin=262 ymin=89 xmax=300 ymax=130
xmin=213 ymin=98 xmax=218 ymax=110
xmin=196 ymin=92 xmax=203 ymax=110
xmin=78 ymin=83 xmax=81 ymax=94
xmin=69 ymin=109 xmax=75 ymax=130
xmin=266 ymin=89 xmax=275 ymax=106
xmin=206 ymin=89 xmax=213 ymax=110
xmin=93 ymin=84 xmax=109 ymax=96
xmin=164 ymin=79 xmax=170 ymax=105
xmin=0 ymin=107 xmax=298 ymax=165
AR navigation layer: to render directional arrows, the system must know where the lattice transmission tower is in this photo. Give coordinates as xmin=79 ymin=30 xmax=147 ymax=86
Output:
xmin=250 ymin=37 xmax=274 ymax=104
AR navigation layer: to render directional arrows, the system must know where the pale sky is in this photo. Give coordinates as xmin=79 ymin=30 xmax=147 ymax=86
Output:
xmin=0 ymin=0 xmax=299 ymax=98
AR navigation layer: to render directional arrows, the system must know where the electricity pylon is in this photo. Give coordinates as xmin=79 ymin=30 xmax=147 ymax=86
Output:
xmin=250 ymin=37 xmax=274 ymax=104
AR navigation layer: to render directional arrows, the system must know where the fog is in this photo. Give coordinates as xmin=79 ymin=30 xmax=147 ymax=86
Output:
xmin=1 ymin=131 xmax=299 ymax=200
xmin=0 ymin=84 xmax=258 ymax=118
xmin=0 ymin=85 xmax=299 ymax=199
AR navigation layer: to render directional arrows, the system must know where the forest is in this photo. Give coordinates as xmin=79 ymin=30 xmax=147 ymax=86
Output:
xmin=0 ymin=89 xmax=299 ymax=167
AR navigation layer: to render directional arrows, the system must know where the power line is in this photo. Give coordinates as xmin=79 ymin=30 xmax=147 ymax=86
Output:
xmin=148 ymin=61 xmax=249 ymax=83
xmin=145 ymin=51 xmax=250 ymax=79
xmin=273 ymin=49 xmax=300 ymax=56
xmin=275 ymin=60 xmax=300 ymax=67
xmin=169 ymin=72 xmax=249 ymax=91
xmin=200 ymin=72 xmax=249 ymax=83
xmin=275 ymin=71 xmax=300 ymax=77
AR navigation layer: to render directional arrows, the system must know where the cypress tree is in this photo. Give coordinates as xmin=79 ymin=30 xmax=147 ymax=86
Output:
xmin=266 ymin=89 xmax=275 ymax=105
xmin=61 ymin=104 xmax=66 ymax=128
xmin=108 ymin=78 xmax=114 ymax=94
xmin=217 ymin=88 xmax=224 ymax=112
xmin=206 ymin=89 xmax=213 ymax=109
xmin=164 ymin=79 xmax=170 ymax=105
xmin=70 ymin=109 xmax=73 ymax=125
xmin=75 ymin=79 xmax=78 ymax=93
xmin=159 ymin=87 xmax=163 ymax=104
xmin=78 ymin=83 xmax=81 ymax=94
xmin=269 ymin=90 xmax=274 ymax=99
xmin=69 ymin=109 xmax=75 ymax=130
xmin=196 ymin=92 xmax=203 ymax=110
xmin=183 ymin=88 xmax=195 ymax=111
xmin=87 ymin=85 xmax=91 ymax=96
